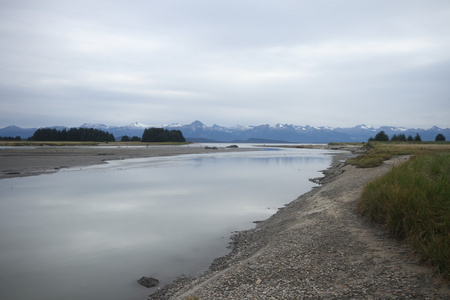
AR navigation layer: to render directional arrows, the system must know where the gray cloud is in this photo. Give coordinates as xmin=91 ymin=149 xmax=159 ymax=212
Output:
xmin=1 ymin=0 xmax=449 ymax=128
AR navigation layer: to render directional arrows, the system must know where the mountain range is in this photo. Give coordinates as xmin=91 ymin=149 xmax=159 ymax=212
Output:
xmin=1 ymin=121 xmax=449 ymax=143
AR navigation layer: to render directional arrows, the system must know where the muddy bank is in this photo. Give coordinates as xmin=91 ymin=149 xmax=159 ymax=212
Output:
xmin=150 ymin=152 xmax=450 ymax=299
xmin=0 ymin=145 xmax=254 ymax=179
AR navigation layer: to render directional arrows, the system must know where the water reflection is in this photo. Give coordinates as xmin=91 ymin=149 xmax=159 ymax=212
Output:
xmin=0 ymin=148 xmax=333 ymax=300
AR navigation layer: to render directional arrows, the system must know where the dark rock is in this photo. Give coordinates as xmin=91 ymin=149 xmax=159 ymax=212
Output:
xmin=137 ymin=276 xmax=159 ymax=288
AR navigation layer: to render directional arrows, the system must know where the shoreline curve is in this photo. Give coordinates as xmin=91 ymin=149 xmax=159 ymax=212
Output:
xmin=149 ymin=150 xmax=450 ymax=299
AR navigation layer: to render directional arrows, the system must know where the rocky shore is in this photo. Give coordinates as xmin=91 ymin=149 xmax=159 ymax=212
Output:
xmin=149 ymin=152 xmax=450 ymax=299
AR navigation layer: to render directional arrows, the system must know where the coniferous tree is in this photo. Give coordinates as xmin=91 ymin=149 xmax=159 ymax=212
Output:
xmin=371 ymin=131 xmax=389 ymax=142
xmin=31 ymin=127 xmax=115 ymax=142
xmin=142 ymin=128 xmax=186 ymax=142
xmin=398 ymin=134 xmax=406 ymax=142
xmin=435 ymin=134 xmax=446 ymax=141
xmin=0 ymin=136 xmax=22 ymax=141
xmin=108 ymin=133 xmax=115 ymax=142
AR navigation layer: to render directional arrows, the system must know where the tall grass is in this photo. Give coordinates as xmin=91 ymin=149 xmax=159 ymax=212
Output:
xmin=359 ymin=153 xmax=450 ymax=279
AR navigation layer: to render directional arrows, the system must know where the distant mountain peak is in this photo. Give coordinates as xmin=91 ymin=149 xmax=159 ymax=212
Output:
xmin=189 ymin=120 xmax=207 ymax=130
xmin=3 ymin=125 xmax=21 ymax=129
xmin=128 ymin=122 xmax=151 ymax=128
xmin=80 ymin=123 xmax=108 ymax=129
xmin=352 ymin=124 xmax=376 ymax=131
xmin=191 ymin=120 xmax=205 ymax=126
xmin=167 ymin=123 xmax=182 ymax=127
xmin=0 ymin=121 xmax=448 ymax=142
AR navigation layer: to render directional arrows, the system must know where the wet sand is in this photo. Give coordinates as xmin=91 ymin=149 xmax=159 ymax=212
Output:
xmin=0 ymin=144 xmax=254 ymax=179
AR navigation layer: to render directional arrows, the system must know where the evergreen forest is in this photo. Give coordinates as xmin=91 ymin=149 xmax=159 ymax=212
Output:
xmin=141 ymin=128 xmax=186 ymax=142
xmin=30 ymin=128 xmax=115 ymax=142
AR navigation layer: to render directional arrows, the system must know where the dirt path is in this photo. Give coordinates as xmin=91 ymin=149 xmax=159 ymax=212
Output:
xmin=150 ymin=155 xmax=450 ymax=299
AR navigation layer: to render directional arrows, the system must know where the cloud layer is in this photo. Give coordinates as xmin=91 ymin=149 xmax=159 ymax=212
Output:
xmin=1 ymin=0 xmax=449 ymax=128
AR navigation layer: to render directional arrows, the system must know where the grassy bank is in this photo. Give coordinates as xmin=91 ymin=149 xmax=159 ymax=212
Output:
xmin=359 ymin=153 xmax=450 ymax=280
xmin=346 ymin=141 xmax=450 ymax=168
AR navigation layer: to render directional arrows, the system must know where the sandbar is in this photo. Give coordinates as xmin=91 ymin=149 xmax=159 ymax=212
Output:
xmin=0 ymin=144 xmax=254 ymax=179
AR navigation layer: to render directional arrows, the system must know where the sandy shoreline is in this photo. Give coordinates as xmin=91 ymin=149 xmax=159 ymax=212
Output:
xmin=149 ymin=152 xmax=450 ymax=299
xmin=0 ymin=144 xmax=255 ymax=179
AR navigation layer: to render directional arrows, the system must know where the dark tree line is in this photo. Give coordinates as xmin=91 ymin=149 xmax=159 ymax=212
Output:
xmin=141 ymin=128 xmax=186 ymax=142
xmin=0 ymin=136 xmax=22 ymax=141
xmin=30 ymin=128 xmax=115 ymax=142
xmin=369 ymin=131 xmax=445 ymax=142
xmin=390 ymin=133 xmax=422 ymax=142
xmin=121 ymin=135 xmax=142 ymax=142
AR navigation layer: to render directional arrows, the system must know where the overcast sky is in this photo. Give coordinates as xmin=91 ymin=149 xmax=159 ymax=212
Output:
xmin=1 ymin=0 xmax=449 ymax=129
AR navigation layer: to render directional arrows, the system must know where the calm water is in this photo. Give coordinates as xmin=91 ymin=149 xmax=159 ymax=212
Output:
xmin=0 ymin=145 xmax=334 ymax=300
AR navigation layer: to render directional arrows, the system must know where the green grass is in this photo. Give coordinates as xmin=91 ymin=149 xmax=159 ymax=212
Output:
xmin=346 ymin=141 xmax=450 ymax=168
xmin=359 ymin=153 xmax=450 ymax=280
xmin=346 ymin=151 xmax=393 ymax=168
xmin=328 ymin=142 xmax=365 ymax=146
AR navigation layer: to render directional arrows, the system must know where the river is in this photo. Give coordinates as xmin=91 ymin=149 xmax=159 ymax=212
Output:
xmin=0 ymin=145 xmax=336 ymax=300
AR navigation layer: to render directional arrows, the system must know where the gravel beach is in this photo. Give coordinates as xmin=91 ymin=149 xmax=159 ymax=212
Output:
xmin=149 ymin=153 xmax=450 ymax=300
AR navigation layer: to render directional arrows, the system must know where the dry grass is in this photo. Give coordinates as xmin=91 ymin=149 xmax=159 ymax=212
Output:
xmin=375 ymin=142 xmax=450 ymax=153
xmin=346 ymin=142 xmax=450 ymax=168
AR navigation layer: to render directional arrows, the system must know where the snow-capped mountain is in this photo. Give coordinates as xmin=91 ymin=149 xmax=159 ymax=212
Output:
xmin=80 ymin=123 xmax=109 ymax=130
xmin=1 ymin=121 xmax=449 ymax=143
xmin=128 ymin=122 xmax=151 ymax=128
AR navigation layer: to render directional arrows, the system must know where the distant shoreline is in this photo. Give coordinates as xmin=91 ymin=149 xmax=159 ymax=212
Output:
xmin=0 ymin=144 xmax=256 ymax=180
xmin=0 ymin=143 xmax=364 ymax=180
